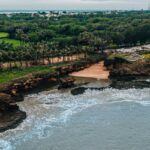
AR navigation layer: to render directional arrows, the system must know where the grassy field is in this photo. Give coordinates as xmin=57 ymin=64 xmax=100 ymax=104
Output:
xmin=0 ymin=38 xmax=21 ymax=47
xmin=0 ymin=32 xmax=9 ymax=38
xmin=0 ymin=66 xmax=56 ymax=83
xmin=0 ymin=62 xmax=71 ymax=83
xmin=108 ymin=53 xmax=128 ymax=60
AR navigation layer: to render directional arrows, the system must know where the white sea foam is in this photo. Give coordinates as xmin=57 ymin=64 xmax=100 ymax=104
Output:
xmin=0 ymin=140 xmax=12 ymax=150
xmin=0 ymin=88 xmax=150 ymax=150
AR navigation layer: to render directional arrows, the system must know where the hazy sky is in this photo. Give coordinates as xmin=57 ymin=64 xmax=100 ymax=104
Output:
xmin=0 ymin=0 xmax=149 ymax=10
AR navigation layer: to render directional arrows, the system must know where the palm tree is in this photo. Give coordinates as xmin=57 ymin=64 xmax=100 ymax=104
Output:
xmin=0 ymin=51 xmax=3 ymax=70
xmin=7 ymin=51 xmax=14 ymax=69
xmin=93 ymin=37 xmax=107 ymax=54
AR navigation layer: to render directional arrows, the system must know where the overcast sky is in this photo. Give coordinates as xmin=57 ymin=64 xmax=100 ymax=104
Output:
xmin=0 ymin=0 xmax=149 ymax=10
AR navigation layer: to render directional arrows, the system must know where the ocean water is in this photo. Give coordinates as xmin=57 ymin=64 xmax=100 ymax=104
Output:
xmin=0 ymin=81 xmax=150 ymax=150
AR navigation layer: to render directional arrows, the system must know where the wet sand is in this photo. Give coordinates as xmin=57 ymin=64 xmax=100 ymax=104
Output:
xmin=70 ymin=61 xmax=109 ymax=80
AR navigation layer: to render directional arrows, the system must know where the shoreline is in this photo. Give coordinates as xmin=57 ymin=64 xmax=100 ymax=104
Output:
xmin=0 ymin=57 xmax=101 ymax=132
xmin=0 ymin=46 xmax=150 ymax=132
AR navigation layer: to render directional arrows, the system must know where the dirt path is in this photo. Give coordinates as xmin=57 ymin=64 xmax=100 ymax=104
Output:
xmin=1 ymin=54 xmax=85 ymax=69
xmin=70 ymin=61 xmax=109 ymax=80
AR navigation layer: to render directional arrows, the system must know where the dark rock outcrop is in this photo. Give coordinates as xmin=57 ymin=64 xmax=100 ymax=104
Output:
xmin=71 ymin=87 xmax=87 ymax=95
xmin=0 ymin=110 xmax=26 ymax=132
xmin=110 ymin=78 xmax=150 ymax=89
xmin=58 ymin=78 xmax=75 ymax=89
xmin=0 ymin=93 xmax=26 ymax=132
xmin=71 ymin=87 xmax=107 ymax=95
xmin=104 ymin=56 xmax=150 ymax=77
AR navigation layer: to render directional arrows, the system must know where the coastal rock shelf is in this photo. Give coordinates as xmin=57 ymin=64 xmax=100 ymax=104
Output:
xmin=104 ymin=50 xmax=150 ymax=77
xmin=0 ymin=93 xmax=26 ymax=132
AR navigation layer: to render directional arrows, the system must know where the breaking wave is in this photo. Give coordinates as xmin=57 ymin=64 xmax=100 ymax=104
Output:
xmin=0 ymin=87 xmax=150 ymax=150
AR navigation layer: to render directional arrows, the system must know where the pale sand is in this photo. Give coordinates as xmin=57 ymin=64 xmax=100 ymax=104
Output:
xmin=70 ymin=61 xmax=109 ymax=80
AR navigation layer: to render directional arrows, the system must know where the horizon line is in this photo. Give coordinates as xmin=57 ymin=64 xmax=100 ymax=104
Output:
xmin=0 ymin=9 xmax=149 ymax=11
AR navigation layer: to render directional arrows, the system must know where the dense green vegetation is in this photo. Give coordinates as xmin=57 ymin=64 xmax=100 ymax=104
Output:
xmin=0 ymin=10 xmax=149 ymax=71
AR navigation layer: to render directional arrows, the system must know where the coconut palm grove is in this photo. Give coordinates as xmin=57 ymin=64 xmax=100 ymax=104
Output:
xmin=0 ymin=11 xmax=150 ymax=72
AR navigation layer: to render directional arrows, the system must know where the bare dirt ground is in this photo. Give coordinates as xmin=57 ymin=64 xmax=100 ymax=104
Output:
xmin=1 ymin=54 xmax=85 ymax=69
xmin=70 ymin=61 xmax=109 ymax=80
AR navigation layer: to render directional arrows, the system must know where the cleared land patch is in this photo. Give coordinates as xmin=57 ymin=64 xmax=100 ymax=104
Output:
xmin=0 ymin=38 xmax=21 ymax=47
xmin=0 ymin=32 xmax=9 ymax=38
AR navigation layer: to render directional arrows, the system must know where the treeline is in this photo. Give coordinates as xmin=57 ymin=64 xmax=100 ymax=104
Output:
xmin=0 ymin=10 xmax=150 ymax=69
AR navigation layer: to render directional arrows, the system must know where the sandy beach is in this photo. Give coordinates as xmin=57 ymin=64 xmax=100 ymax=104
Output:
xmin=70 ymin=61 xmax=109 ymax=80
